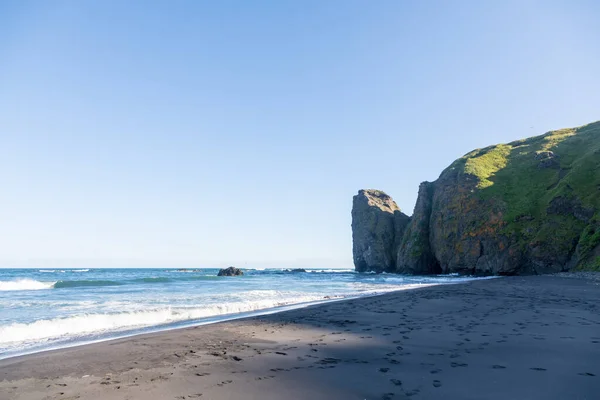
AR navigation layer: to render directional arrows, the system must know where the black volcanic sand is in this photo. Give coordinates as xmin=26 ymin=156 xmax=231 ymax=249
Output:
xmin=1 ymin=275 xmax=599 ymax=400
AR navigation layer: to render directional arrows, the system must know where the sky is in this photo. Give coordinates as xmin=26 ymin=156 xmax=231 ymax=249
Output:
xmin=0 ymin=0 xmax=599 ymax=269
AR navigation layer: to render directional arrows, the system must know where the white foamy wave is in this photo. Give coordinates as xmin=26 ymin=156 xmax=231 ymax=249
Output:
xmin=307 ymin=269 xmax=355 ymax=273
xmin=0 ymin=294 xmax=337 ymax=345
xmin=0 ymin=279 xmax=56 ymax=291
xmin=353 ymin=283 xmax=437 ymax=295
xmin=39 ymin=269 xmax=89 ymax=273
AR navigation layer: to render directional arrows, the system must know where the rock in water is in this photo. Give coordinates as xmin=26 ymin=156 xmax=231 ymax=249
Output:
xmin=217 ymin=267 xmax=244 ymax=276
xmin=351 ymin=189 xmax=410 ymax=273
xmin=353 ymin=120 xmax=600 ymax=275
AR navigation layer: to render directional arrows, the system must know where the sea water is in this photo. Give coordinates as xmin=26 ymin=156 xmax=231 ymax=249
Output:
xmin=0 ymin=268 xmax=486 ymax=359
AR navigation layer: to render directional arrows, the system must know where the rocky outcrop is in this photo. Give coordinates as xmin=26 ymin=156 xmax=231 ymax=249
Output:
xmin=428 ymin=157 xmax=525 ymax=275
xmin=397 ymin=182 xmax=439 ymax=274
xmin=351 ymin=189 xmax=410 ymax=273
xmin=352 ymin=120 xmax=600 ymax=275
xmin=218 ymin=267 xmax=244 ymax=276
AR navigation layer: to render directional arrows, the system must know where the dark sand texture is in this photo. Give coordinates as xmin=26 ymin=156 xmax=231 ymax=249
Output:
xmin=1 ymin=275 xmax=599 ymax=400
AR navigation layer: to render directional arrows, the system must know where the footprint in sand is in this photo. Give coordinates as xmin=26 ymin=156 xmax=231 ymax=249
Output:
xmin=530 ymin=367 xmax=546 ymax=371
xmin=492 ymin=365 xmax=506 ymax=369
xmin=316 ymin=358 xmax=341 ymax=365
xmin=578 ymin=372 xmax=595 ymax=377
xmin=379 ymin=368 xmax=390 ymax=373
xmin=390 ymin=379 xmax=402 ymax=386
xmin=451 ymin=362 xmax=468 ymax=368
xmin=433 ymin=380 xmax=442 ymax=388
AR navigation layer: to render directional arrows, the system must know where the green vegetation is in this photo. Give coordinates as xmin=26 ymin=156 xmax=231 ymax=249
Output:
xmin=578 ymin=223 xmax=600 ymax=256
xmin=463 ymin=145 xmax=512 ymax=189
xmin=576 ymin=255 xmax=600 ymax=272
xmin=453 ymin=121 xmax=600 ymax=270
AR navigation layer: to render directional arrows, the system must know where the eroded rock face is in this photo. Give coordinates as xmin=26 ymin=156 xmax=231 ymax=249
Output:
xmin=428 ymin=166 xmax=523 ymax=275
xmin=397 ymin=182 xmax=439 ymax=274
xmin=351 ymin=190 xmax=409 ymax=273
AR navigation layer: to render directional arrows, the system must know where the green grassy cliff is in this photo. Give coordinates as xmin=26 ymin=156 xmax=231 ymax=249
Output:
xmin=354 ymin=121 xmax=600 ymax=275
xmin=452 ymin=121 xmax=600 ymax=272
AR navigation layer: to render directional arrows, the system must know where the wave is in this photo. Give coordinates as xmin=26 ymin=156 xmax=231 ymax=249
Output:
xmin=307 ymin=269 xmax=355 ymax=273
xmin=0 ymin=294 xmax=337 ymax=345
xmin=135 ymin=277 xmax=172 ymax=283
xmin=0 ymin=276 xmax=223 ymax=291
xmin=166 ymin=269 xmax=205 ymax=273
xmin=0 ymin=279 xmax=56 ymax=291
xmin=246 ymin=268 xmax=356 ymax=275
xmin=136 ymin=275 xmax=218 ymax=283
xmin=38 ymin=269 xmax=90 ymax=273
xmin=53 ymin=280 xmax=123 ymax=289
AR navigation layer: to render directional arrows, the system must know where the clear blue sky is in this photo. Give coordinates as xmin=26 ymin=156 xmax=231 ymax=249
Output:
xmin=1 ymin=1 xmax=598 ymax=269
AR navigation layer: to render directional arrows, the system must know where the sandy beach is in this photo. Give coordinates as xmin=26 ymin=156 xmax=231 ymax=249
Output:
xmin=1 ymin=275 xmax=599 ymax=400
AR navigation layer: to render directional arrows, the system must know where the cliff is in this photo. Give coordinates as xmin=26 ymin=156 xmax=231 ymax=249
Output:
xmin=351 ymin=190 xmax=410 ymax=273
xmin=352 ymin=121 xmax=600 ymax=275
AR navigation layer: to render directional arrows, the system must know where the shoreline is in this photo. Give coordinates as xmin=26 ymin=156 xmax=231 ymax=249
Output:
xmin=0 ymin=269 xmax=490 ymax=360
xmin=0 ymin=281 xmax=450 ymax=362
xmin=2 ymin=275 xmax=599 ymax=399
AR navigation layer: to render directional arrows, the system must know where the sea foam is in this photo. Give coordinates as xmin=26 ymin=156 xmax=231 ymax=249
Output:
xmin=0 ymin=279 xmax=55 ymax=291
xmin=0 ymin=294 xmax=336 ymax=345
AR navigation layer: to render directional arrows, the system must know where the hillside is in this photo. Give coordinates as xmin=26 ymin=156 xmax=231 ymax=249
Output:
xmin=352 ymin=121 xmax=600 ymax=274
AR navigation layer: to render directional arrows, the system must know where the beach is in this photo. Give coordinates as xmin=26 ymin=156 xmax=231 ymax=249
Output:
xmin=1 ymin=275 xmax=599 ymax=400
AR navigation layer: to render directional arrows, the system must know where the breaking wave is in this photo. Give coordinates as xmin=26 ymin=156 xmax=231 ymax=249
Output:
xmin=0 ymin=294 xmax=337 ymax=345
xmin=0 ymin=279 xmax=56 ymax=291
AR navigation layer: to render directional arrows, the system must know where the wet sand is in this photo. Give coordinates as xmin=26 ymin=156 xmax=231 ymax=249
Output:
xmin=1 ymin=275 xmax=599 ymax=400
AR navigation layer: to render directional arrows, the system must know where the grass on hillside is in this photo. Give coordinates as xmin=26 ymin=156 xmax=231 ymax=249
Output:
xmin=453 ymin=121 xmax=600 ymax=269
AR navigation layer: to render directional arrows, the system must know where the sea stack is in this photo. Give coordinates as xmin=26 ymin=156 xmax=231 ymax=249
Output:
xmin=351 ymin=189 xmax=410 ymax=273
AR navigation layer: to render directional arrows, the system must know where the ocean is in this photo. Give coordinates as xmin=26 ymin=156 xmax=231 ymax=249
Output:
xmin=0 ymin=268 xmax=487 ymax=360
